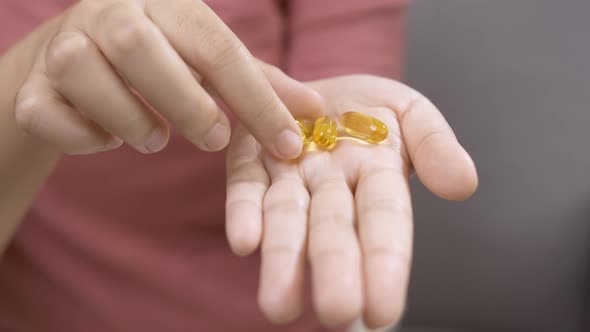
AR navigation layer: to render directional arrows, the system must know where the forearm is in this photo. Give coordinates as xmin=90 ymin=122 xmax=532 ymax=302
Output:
xmin=0 ymin=18 xmax=62 ymax=254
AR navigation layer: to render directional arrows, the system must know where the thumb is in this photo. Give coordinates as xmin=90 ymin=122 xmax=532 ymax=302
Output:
xmin=257 ymin=60 xmax=327 ymax=119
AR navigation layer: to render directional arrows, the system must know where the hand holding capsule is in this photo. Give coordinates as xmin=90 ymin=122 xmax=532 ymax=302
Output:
xmin=226 ymin=74 xmax=478 ymax=329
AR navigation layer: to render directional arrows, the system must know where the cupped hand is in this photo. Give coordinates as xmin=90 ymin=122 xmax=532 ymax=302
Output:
xmin=226 ymin=73 xmax=478 ymax=328
xmin=14 ymin=0 xmax=301 ymax=159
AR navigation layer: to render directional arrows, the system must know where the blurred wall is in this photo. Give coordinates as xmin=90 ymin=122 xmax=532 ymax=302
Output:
xmin=401 ymin=1 xmax=590 ymax=331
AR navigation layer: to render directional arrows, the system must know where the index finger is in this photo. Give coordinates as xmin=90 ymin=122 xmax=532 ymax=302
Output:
xmin=148 ymin=0 xmax=302 ymax=159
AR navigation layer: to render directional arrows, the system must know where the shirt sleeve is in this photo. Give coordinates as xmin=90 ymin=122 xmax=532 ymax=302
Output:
xmin=282 ymin=0 xmax=409 ymax=81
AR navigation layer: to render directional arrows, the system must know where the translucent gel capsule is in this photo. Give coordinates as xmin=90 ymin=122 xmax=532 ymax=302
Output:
xmin=296 ymin=119 xmax=314 ymax=143
xmin=338 ymin=112 xmax=388 ymax=143
xmin=313 ymin=116 xmax=337 ymax=148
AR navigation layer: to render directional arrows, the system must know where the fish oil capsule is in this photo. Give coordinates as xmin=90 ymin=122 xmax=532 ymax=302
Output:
xmin=296 ymin=119 xmax=314 ymax=143
xmin=313 ymin=116 xmax=337 ymax=148
xmin=338 ymin=112 xmax=388 ymax=143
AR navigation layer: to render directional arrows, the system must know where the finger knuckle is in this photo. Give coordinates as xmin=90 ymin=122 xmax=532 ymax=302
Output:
xmin=176 ymin=99 xmax=219 ymax=138
xmin=413 ymin=129 xmax=449 ymax=160
xmin=226 ymin=161 xmax=269 ymax=186
xmin=264 ymin=179 xmax=308 ymax=209
xmin=264 ymin=194 xmax=308 ymax=215
xmin=78 ymin=0 xmax=106 ymax=15
xmin=261 ymin=244 xmax=298 ymax=257
xmin=226 ymin=197 xmax=262 ymax=214
xmin=14 ymin=90 xmax=47 ymax=134
xmin=250 ymin=92 xmax=280 ymax=126
xmin=200 ymin=35 xmax=247 ymax=74
xmin=310 ymin=247 xmax=358 ymax=265
xmin=316 ymin=175 xmax=348 ymax=193
xmin=174 ymin=3 xmax=249 ymax=74
xmin=174 ymin=0 xmax=209 ymax=30
xmin=399 ymin=92 xmax=430 ymax=126
xmin=365 ymin=245 xmax=411 ymax=268
xmin=309 ymin=212 xmax=353 ymax=233
xmin=98 ymin=3 xmax=153 ymax=57
xmin=360 ymin=196 xmax=412 ymax=219
xmin=45 ymin=32 xmax=91 ymax=79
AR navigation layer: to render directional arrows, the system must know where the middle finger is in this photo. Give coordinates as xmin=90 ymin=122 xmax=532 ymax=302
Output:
xmin=259 ymin=167 xmax=309 ymax=323
xmin=305 ymin=154 xmax=362 ymax=326
xmin=87 ymin=3 xmax=230 ymax=151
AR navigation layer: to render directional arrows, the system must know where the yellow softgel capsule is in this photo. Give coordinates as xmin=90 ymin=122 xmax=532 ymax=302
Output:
xmin=313 ymin=116 xmax=337 ymax=148
xmin=296 ymin=119 xmax=314 ymax=143
xmin=338 ymin=112 xmax=389 ymax=143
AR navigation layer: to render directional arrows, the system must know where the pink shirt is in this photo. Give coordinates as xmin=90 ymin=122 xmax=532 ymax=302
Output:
xmin=0 ymin=1 xmax=407 ymax=331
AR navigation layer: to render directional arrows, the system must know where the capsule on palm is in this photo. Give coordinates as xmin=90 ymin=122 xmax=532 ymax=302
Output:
xmin=338 ymin=112 xmax=388 ymax=143
xmin=296 ymin=119 xmax=314 ymax=143
xmin=313 ymin=116 xmax=337 ymax=148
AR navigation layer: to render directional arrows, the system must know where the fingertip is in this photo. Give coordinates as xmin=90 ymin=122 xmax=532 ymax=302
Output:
xmin=362 ymin=315 xmax=400 ymax=331
xmin=273 ymin=128 xmax=303 ymax=160
xmin=313 ymin=274 xmax=363 ymax=327
xmin=227 ymin=235 xmax=258 ymax=257
xmin=361 ymin=289 xmax=405 ymax=330
xmin=227 ymin=238 xmax=258 ymax=257
xmin=135 ymin=126 xmax=169 ymax=154
xmin=439 ymin=147 xmax=478 ymax=201
xmin=197 ymin=113 xmax=231 ymax=152
xmin=202 ymin=122 xmax=230 ymax=152
xmin=225 ymin=214 xmax=261 ymax=257
xmin=316 ymin=298 xmax=361 ymax=328
xmin=227 ymin=230 xmax=260 ymax=257
xmin=415 ymin=137 xmax=478 ymax=201
xmin=361 ymin=253 xmax=408 ymax=330
xmin=257 ymin=253 xmax=304 ymax=324
xmin=450 ymin=155 xmax=478 ymax=201
xmin=258 ymin=286 xmax=303 ymax=324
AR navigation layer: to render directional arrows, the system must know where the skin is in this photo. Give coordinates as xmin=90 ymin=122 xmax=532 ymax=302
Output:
xmin=0 ymin=0 xmax=477 ymax=329
xmin=226 ymin=73 xmax=478 ymax=329
xmin=0 ymin=0 xmax=304 ymax=251
xmin=15 ymin=0 xmax=303 ymax=157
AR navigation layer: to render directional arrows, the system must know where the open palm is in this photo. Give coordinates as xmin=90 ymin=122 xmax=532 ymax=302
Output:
xmin=225 ymin=75 xmax=478 ymax=329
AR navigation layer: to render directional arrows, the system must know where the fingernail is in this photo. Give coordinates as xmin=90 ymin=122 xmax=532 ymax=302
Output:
xmin=275 ymin=129 xmax=302 ymax=159
xmin=102 ymin=137 xmax=123 ymax=151
xmin=139 ymin=128 xmax=166 ymax=153
xmin=203 ymin=122 xmax=230 ymax=151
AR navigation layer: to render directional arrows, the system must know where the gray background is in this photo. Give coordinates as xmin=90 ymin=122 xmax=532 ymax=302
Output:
xmin=399 ymin=1 xmax=590 ymax=331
